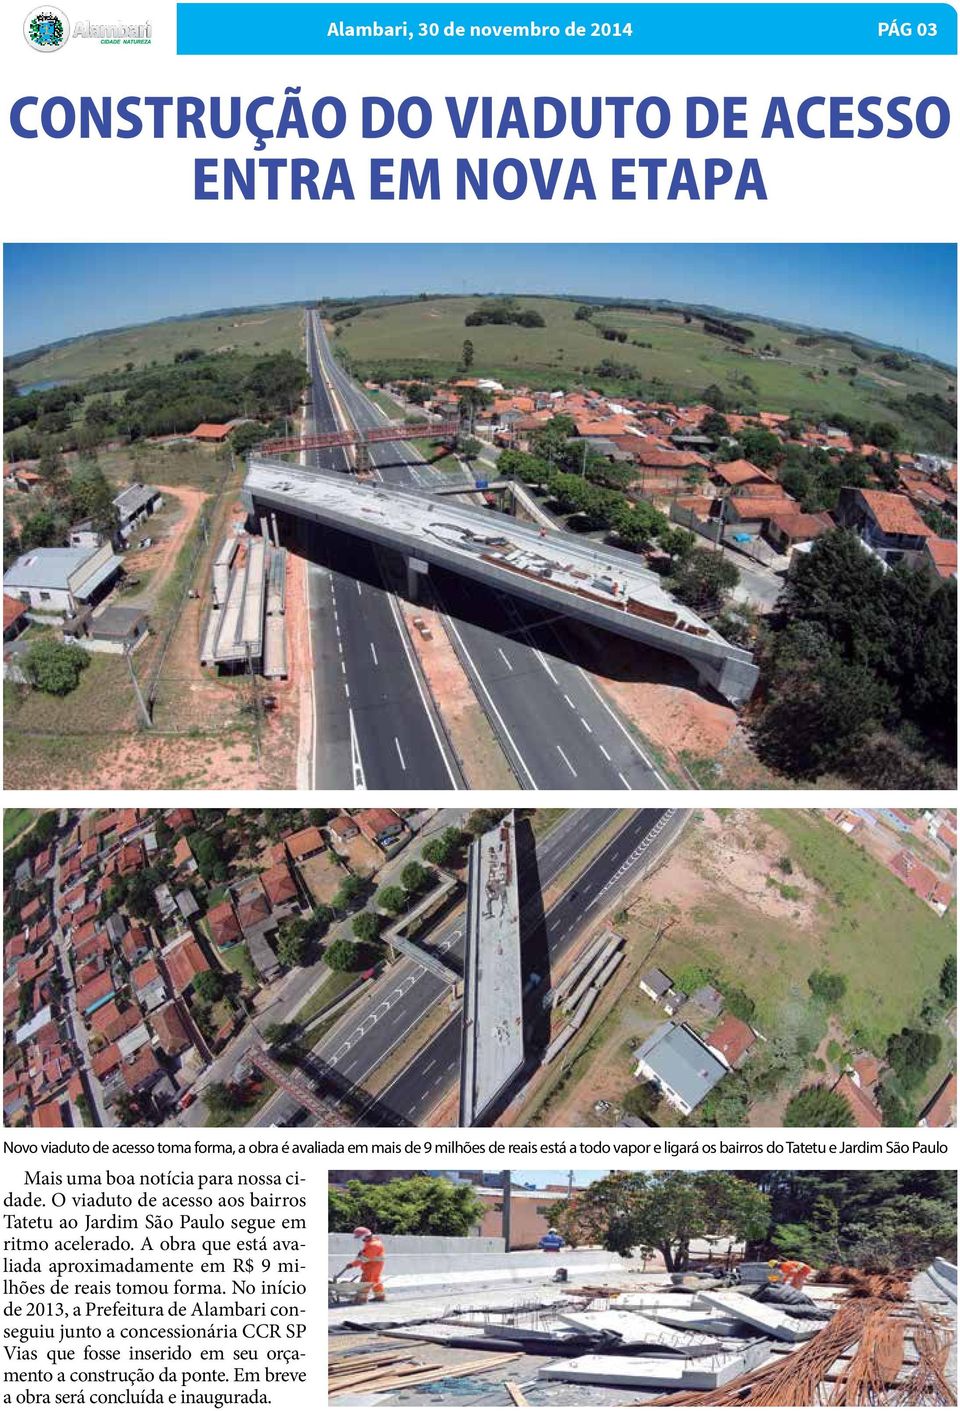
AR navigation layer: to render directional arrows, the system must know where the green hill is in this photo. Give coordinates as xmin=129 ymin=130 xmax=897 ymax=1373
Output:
xmin=9 ymin=304 xmax=304 ymax=385
xmin=332 ymin=295 xmax=956 ymax=453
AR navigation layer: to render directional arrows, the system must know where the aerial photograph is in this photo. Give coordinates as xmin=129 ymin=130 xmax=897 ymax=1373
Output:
xmin=4 ymin=804 xmax=955 ymax=1130
xmin=3 ymin=244 xmax=956 ymax=789
xmin=326 ymin=1168 xmax=957 ymax=1406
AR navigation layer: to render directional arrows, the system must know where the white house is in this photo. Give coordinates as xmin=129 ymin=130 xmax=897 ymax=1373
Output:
xmin=3 ymin=542 xmax=122 ymax=615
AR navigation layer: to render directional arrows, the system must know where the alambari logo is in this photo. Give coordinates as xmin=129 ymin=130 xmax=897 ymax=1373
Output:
xmin=24 ymin=8 xmax=70 ymax=50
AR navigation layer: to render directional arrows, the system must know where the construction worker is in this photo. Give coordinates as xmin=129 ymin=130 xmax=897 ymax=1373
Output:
xmin=768 ymin=1258 xmax=814 ymax=1289
xmin=349 ymin=1227 xmax=387 ymax=1302
xmin=539 ymin=1227 xmax=565 ymax=1252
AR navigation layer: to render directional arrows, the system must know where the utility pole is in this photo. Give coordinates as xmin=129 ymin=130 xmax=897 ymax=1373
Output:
xmin=124 ymin=647 xmax=152 ymax=728
xmin=501 ymin=1169 xmax=512 ymax=1253
xmin=246 ymin=641 xmax=262 ymax=765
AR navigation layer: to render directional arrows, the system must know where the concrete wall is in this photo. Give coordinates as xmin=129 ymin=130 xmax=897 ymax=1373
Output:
xmin=328 ymin=1233 xmax=629 ymax=1293
xmin=928 ymin=1258 xmax=957 ymax=1302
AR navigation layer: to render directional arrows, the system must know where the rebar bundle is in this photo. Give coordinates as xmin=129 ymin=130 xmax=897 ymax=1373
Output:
xmin=829 ymin=1307 xmax=904 ymax=1404
xmin=648 ymin=1299 xmax=880 ymax=1406
xmin=890 ymin=1307 xmax=957 ymax=1407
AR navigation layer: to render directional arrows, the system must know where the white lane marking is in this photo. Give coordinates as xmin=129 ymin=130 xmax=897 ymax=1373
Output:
xmin=370 ymin=642 xmax=379 ymax=666
xmin=349 ymin=708 xmax=366 ymax=789
xmin=395 ymin=737 xmax=407 ymax=770
xmin=575 ymin=665 xmax=669 ymax=788
xmin=356 ymin=581 xmax=362 ymax=596
xmin=556 ymin=744 xmax=578 ymax=778
xmin=384 ymin=591 xmax=459 ymax=788
xmin=497 ymin=647 xmax=514 ymax=672
xmin=534 ymin=649 xmax=559 ymax=684
xmin=340 ymin=660 xmax=346 ymax=674
xmin=563 ymin=694 xmax=576 ymax=710
xmin=599 ymin=744 xmax=611 ymax=760
xmin=444 ymin=614 xmax=537 ymax=789
xmin=580 ymin=717 xmax=593 ymax=734
xmin=618 ymin=771 xmax=631 ymax=789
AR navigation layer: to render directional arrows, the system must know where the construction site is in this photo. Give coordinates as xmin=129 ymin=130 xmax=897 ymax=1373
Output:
xmin=200 ymin=525 xmax=288 ymax=678
xmin=327 ymin=1171 xmax=957 ymax=1406
xmin=328 ymin=1243 xmax=957 ymax=1406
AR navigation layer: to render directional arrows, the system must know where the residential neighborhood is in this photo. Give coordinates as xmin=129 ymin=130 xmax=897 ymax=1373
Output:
xmin=4 ymin=806 xmax=955 ymax=1132
xmin=4 ymin=259 xmax=955 ymax=790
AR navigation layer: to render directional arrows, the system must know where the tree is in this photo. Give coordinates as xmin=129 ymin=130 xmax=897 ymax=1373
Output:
xmin=276 ymin=922 xmax=310 ymax=969
xmin=193 ymin=969 xmax=226 ymax=1004
xmin=351 ymin=911 xmax=382 ymax=943
xmin=620 ymin=1081 xmax=661 ymax=1120
xmin=186 ymin=830 xmax=228 ymax=884
xmin=807 ymin=970 xmax=847 ymax=1006
xmin=333 ymin=874 xmax=365 ymax=913
xmin=466 ymin=809 xmax=508 ymax=836
xmin=550 ymin=1172 xmax=770 ymax=1271
xmin=735 ymin=426 xmax=783 ymax=469
xmin=658 ymin=525 xmax=696 ymax=565
xmin=400 ymin=861 xmax=430 ymax=896
xmin=784 ymin=1085 xmax=855 ymax=1127
xmin=329 ymin=1175 xmax=486 ymax=1237
xmin=940 ymin=955 xmax=957 ymax=1005
xmin=23 ymin=640 xmax=91 ymax=696
xmin=422 ymin=827 xmax=464 ymax=868
xmin=376 ymin=885 xmax=407 ymax=916
xmin=204 ymin=1082 xmax=247 ymax=1120
xmin=325 ymin=937 xmax=360 ymax=972
xmin=700 ymin=411 xmax=730 ymax=439
xmin=669 ymin=549 xmax=739 ymax=612
xmin=611 ymin=498 xmax=666 ymax=550
xmin=461 ymin=339 xmax=475 ymax=370
xmin=886 ymin=1027 xmax=942 ymax=1089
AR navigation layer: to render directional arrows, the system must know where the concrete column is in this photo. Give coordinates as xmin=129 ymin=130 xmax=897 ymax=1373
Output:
xmin=405 ymin=554 xmax=429 ymax=601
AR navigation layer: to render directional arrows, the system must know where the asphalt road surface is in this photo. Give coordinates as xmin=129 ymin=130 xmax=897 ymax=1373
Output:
xmin=311 ymin=314 xmax=666 ymax=791
xmin=303 ymin=316 xmax=460 ymax=788
xmin=253 ymin=808 xmax=673 ymax=1128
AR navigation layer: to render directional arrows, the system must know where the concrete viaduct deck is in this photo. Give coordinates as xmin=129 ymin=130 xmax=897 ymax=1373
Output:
xmin=459 ymin=812 xmax=524 ymax=1127
xmin=242 ymin=457 xmax=759 ymax=705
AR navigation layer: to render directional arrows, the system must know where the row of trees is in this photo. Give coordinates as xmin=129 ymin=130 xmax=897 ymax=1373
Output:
xmin=754 ymin=530 xmax=957 ymax=783
xmin=4 ymin=349 xmax=306 ymax=461
xmin=546 ymin=1170 xmax=955 ymax=1274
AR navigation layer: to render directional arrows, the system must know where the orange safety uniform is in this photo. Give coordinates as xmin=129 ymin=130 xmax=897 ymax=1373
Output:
xmin=771 ymin=1259 xmax=813 ymax=1289
xmin=351 ymin=1236 xmax=386 ymax=1301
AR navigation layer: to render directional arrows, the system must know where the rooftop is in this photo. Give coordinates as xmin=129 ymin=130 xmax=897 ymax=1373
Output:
xmin=4 ymin=544 xmax=104 ymax=591
xmin=634 ymin=1022 xmax=727 ymax=1111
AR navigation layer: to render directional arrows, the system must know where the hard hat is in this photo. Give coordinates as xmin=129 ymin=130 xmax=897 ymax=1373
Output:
xmin=548 ymin=1228 xmax=558 ymax=1234
xmin=353 ymin=1227 xmax=372 ymax=1239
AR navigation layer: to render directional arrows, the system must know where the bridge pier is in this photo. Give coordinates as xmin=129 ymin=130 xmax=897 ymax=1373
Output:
xmin=405 ymin=554 xmax=430 ymax=601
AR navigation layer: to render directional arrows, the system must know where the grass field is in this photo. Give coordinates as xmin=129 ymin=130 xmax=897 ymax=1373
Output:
xmin=647 ymin=811 xmax=954 ymax=1059
xmin=11 ymin=305 xmax=304 ymax=384
xmin=3 ymin=810 xmax=36 ymax=848
xmin=332 ymin=295 xmax=955 ymax=448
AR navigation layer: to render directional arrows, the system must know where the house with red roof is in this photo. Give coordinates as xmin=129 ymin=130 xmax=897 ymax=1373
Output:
xmin=708 ymin=460 xmax=776 ymax=492
xmin=191 ymin=422 xmax=232 ymax=443
xmin=285 ymin=826 xmax=326 ymax=863
xmin=835 ymin=487 xmax=932 ymax=568
xmin=706 ymin=1015 xmax=757 ymax=1069
xmin=150 ymin=1002 xmax=191 ymax=1056
xmin=3 ymin=593 xmax=28 ymax=642
xmin=206 ymin=900 xmax=242 ymax=949
xmin=260 ymin=861 xmax=300 ymax=911
xmin=355 ymin=808 xmax=406 ymax=849
xmin=164 ymin=937 xmax=210 ymax=994
xmin=921 ymin=536 xmax=958 ymax=583
xmin=76 ymin=971 xmax=116 ymax=1015
xmin=833 ymin=1073 xmax=883 ymax=1127
xmin=919 ymin=1073 xmax=957 ymax=1128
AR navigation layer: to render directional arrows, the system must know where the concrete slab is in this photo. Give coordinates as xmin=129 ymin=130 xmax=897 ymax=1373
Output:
xmin=650 ymin=1308 xmax=746 ymax=1336
xmin=556 ymin=1309 xmax=719 ymax=1351
xmin=699 ymin=1289 xmax=816 ymax=1342
xmin=538 ymin=1343 xmax=770 ymax=1390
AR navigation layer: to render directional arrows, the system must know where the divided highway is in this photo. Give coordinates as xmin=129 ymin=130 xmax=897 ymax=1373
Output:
xmin=252 ymin=808 xmax=673 ymax=1128
xmin=303 ymin=315 xmax=460 ymax=788
xmin=311 ymin=313 xmax=666 ymax=791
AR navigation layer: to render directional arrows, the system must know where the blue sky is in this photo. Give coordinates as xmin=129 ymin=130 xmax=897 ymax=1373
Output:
xmin=4 ymin=244 xmax=955 ymax=363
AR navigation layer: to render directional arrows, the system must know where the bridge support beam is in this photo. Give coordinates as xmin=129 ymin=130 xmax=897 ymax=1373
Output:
xmin=406 ymin=554 xmax=430 ymax=601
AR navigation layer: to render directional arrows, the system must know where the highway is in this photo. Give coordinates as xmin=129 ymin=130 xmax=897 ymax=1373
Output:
xmin=251 ymin=808 xmax=619 ymax=1128
xmin=375 ymin=807 xmax=673 ymax=1124
xmin=252 ymin=807 xmax=674 ymax=1128
xmin=310 ymin=314 xmax=666 ymax=791
xmin=302 ymin=315 xmax=460 ymax=788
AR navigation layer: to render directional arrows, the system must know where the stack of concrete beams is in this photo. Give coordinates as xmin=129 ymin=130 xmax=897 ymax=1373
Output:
xmin=263 ymin=543 xmax=287 ymax=678
xmin=543 ymin=930 xmax=625 ymax=1064
xmin=202 ymin=532 xmax=286 ymax=678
